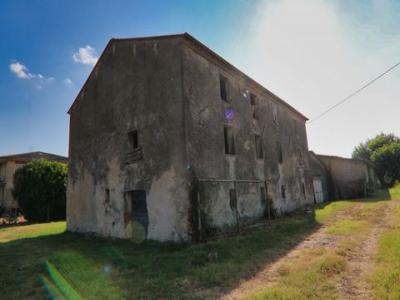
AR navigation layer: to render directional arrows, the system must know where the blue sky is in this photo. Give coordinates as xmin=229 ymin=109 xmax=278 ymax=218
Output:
xmin=1 ymin=0 xmax=399 ymax=157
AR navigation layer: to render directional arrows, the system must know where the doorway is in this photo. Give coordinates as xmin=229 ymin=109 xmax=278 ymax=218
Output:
xmin=125 ymin=190 xmax=149 ymax=241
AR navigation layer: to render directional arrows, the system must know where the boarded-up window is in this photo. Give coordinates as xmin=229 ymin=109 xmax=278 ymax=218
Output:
xmin=224 ymin=125 xmax=235 ymax=155
xmin=220 ymin=75 xmax=228 ymax=102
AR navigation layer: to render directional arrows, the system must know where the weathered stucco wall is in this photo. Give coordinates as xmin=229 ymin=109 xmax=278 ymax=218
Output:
xmin=316 ymin=155 xmax=368 ymax=199
xmin=68 ymin=34 xmax=314 ymax=242
xmin=67 ymin=37 xmax=191 ymax=241
xmin=182 ymin=43 xmax=314 ymax=221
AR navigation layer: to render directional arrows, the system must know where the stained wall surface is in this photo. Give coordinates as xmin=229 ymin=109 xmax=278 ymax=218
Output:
xmin=68 ymin=37 xmax=191 ymax=241
xmin=316 ymin=155 xmax=369 ymax=199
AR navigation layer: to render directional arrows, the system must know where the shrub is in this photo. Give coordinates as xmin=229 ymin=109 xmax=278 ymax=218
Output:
xmin=13 ymin=159 xmax=67 ymax=222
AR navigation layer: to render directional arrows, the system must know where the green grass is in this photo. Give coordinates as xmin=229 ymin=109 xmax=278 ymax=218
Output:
xmin=0 ymin=187 xmax=395 ymax=300
xmin=244 ymin=252 xmax=346 ymax=300
xmin=315 ymin=200 xmax=356 ymax=224
xmin=0 ymin=215 xmax=317 ymax=299
xmin=0 ymin=221 xmax=66 ymax=243
xmin=325 ymin=220 xmax=368 ymax=236
xmin=371 ymin=184 xmax=400 ymax=299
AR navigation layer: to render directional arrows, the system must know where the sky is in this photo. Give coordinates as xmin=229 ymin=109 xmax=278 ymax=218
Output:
xmin=0 ymin=0 xmax=399 ymax=157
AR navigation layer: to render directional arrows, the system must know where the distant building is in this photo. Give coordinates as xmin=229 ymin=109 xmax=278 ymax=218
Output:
xmin=0 ymin=152 xmax=67 ymax=214
xmin=309 ymin=151 xmax=377 ymax=202
xmin=67 ymin=33 xmax=315 ymax=242
xmin=308 ymin=152 xmax=329 ymax=203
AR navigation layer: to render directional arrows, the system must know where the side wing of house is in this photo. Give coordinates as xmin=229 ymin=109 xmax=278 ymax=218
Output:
xmin=317 ymin=155 xmax=369 ymax=199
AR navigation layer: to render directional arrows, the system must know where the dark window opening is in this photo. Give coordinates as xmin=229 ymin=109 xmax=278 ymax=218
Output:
xmin=128 ymin=130 xmax=139 ymax=150
xmin=278 ymin=142 xmax=283 ymax=163
xmin=273 ymin=108 xmax=278 ymax=124
xmin=260 ymin=187 xmax=266 ymax=206
xmin=255 ymin=134 xmax=263 ymax=159
xmin=105 ymin=188 xmax=110 ymax=204
xmin=250 ymin=93 xmax=257 ymax=106
xmin=229 ymin=189 xmax=237 ymax=210
xmin=302 ymin=183 xmax=306 ymax=198
xmin=224 ymin=125 xmax=236 ymax=155
xmin=281 ymin=185 xmax=286 ymax=199
xmin=126 ymin=190 xmax=149 ymax=239
xmin=220 ymin=75 xmax=228 ymax=102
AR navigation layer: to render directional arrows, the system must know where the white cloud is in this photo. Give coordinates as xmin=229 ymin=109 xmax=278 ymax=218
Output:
xmin=9 ymin=60 xmax=56 ymax=89
xmin=9 ymin=61 xmax=33 ymax=79
xmin=72 ymin=45 xmax=98 ymax=65
xmin=64 ymin=78 xmax=73 ymax=86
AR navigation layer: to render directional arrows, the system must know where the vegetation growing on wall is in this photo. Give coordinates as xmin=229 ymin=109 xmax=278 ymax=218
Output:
xmin=12 ymin=159 xmax=67 ymax=222
xmin=352 ymin=133 xmax=400 ymax=187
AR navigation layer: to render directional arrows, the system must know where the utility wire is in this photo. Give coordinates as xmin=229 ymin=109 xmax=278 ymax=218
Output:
xmin=308 ymin=60 xmax=400 ymax=124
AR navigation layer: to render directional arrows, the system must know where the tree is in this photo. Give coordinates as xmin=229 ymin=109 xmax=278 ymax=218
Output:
xmin=352 ymin=133 xmax=400 ymax=187
xmin=371 ymin=143 xmax=400 ymax=187
xmin=13 ymin=159 xmax=67 ymax=222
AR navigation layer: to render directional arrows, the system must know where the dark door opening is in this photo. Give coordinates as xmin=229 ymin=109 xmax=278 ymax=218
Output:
xmin=126 ymin=190 xmax=149 ymax=240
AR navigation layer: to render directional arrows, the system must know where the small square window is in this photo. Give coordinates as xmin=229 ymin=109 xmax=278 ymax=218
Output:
xmin=128 ymin=130 xmax=139 ymax=150
xmin=224 ymin=125 xmax=235 ymax=155
xmin=255 ymin=134 xmax=263 ymax=159
xmin=220 ymin=75 xmax=228 ymax=102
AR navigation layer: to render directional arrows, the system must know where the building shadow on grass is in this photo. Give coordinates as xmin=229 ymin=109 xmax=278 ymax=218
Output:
xmin=0 ymin=190 xmax=392 ymax=299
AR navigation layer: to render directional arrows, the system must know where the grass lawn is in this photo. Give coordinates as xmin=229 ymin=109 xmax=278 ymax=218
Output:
xmin=0 ymin=185 xmax=398 ymax=299
xmin=371 ymin=185 xmax=400 ymax=299
xmin=0 ymin=215 xmax=317 ymax=299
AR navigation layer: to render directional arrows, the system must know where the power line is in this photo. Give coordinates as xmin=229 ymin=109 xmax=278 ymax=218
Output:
xmin=308 ymin=60 xmax=400 ymax=124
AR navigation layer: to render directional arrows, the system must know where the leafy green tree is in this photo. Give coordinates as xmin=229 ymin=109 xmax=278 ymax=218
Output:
xmin=352 ymin=133 xmax=400 ymax=187
xmin=13 ymin=159 xmax=67 ymax=222
xmin=371 ymin=143 xmax=400 ymax=187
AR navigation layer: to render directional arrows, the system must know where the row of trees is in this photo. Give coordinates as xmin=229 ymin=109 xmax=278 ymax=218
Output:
xmin=13 ymin=159 xmax=67 ymax=222
xmin=352 ymin=133 xmax=400 ymax=187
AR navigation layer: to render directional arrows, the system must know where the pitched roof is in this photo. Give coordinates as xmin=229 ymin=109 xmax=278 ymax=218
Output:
xmin=0 ymin=151 xmax=68 ymax=163
xmin=68 ymin=33 xmax=308 ymax=120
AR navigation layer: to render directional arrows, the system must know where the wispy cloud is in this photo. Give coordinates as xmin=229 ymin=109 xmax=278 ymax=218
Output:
xmin=72 ymin=45 xmax=98 ymax=65
xmin=9 ymin=61 xmax=34 ymax=79
xmin=63 ymin=78 xmax=73 ymax=87
xmin=9 ymin=60 xmax=56 ymax=90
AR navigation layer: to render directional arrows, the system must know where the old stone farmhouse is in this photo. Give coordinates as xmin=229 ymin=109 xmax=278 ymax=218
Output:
xmin=0 ymin=151 xmax=68 ymax=215
xmin=67 ymin=33 xmax=315 ymax=242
